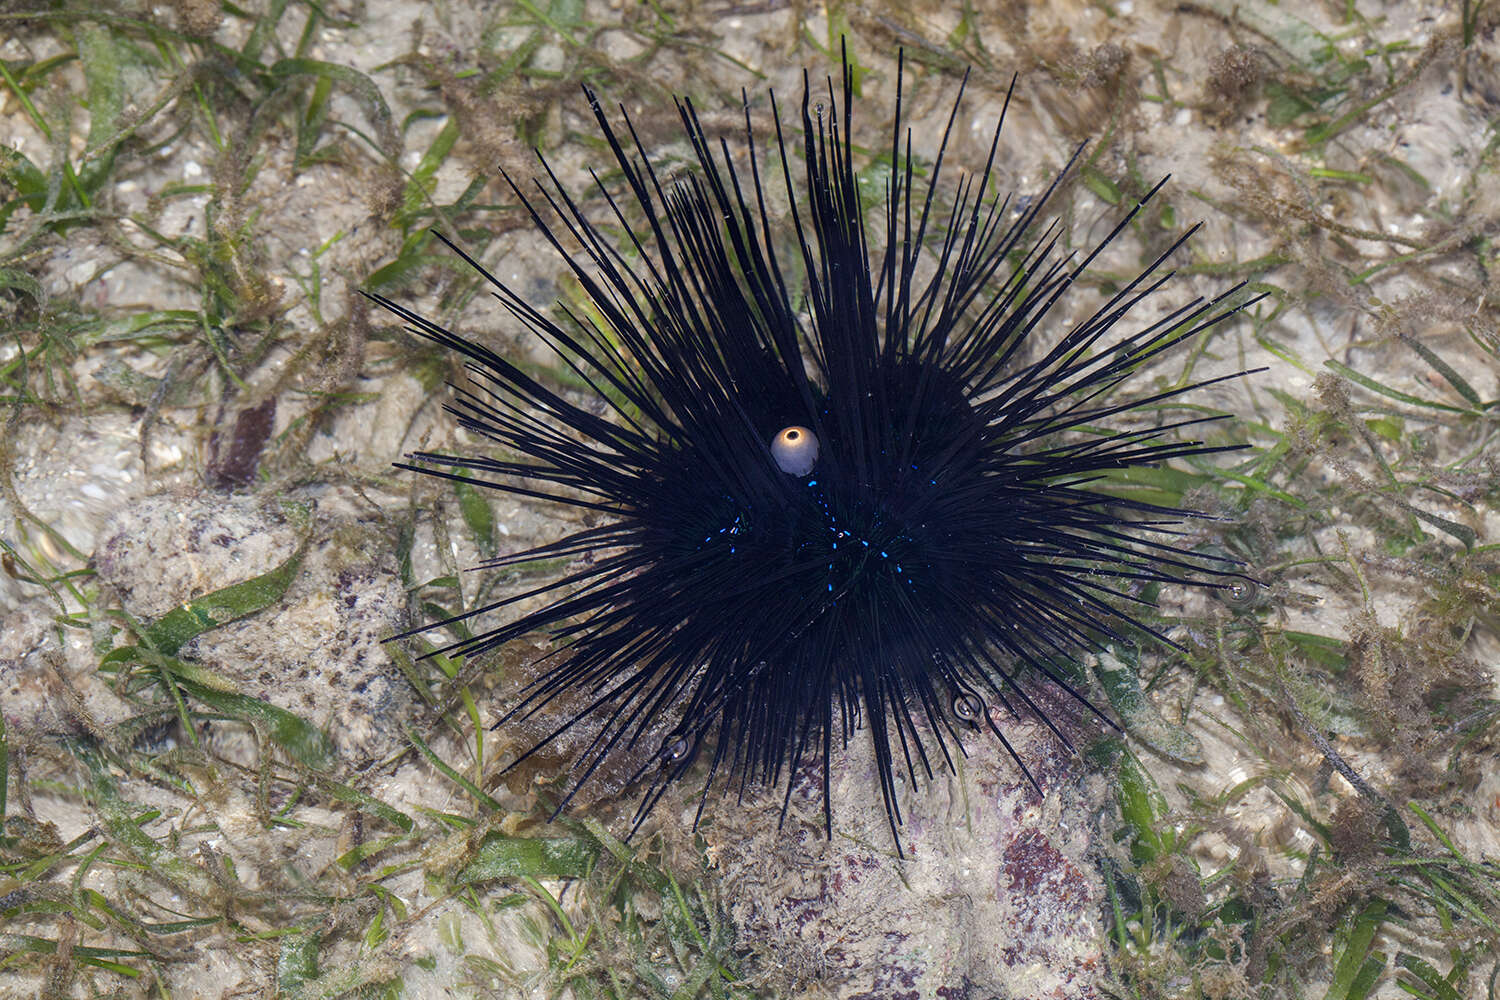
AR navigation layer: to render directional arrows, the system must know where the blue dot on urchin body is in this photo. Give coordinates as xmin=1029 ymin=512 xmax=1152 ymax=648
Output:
xmin=365 ymin=50 xmax=1255 ymax=853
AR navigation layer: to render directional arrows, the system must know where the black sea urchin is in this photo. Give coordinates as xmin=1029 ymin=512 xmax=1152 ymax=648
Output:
xmin=365 ymin=53 xmax=1251 ymax=849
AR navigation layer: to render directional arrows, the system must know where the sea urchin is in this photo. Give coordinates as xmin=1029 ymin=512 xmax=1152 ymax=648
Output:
xmin=365 ymin=52 xmax=1251 ymax=850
